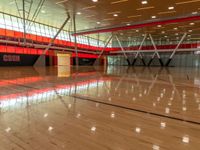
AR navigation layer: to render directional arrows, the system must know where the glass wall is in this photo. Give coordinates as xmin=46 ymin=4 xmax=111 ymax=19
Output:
xmin=0 ymin=12 xmax=111 ymax=48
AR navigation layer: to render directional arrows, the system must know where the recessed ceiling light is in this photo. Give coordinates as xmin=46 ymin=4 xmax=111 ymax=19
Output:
xmin=151 ymin=16 xmax=156 ymax=19
xmin=190 ymin=22 xmax=195 ymax=25
xmin=113 ymin=14 xmax=118 ymax=17
xmin=161 ymin=31 xmax=165 ymax=34
xmin=97 ymin=22 xmax=101 ymax=24
xmin=77 ymin=12 xmax=82 ymax=15
xmin=92 ymin=0 xmax=98 ymax=2
xmin=168 ymin=6 xmax=174 ymax=10
xmin=192 ymin=11 xmax=198 ymax=15
xmin=141 ymin=0 xmax=148 ymax=4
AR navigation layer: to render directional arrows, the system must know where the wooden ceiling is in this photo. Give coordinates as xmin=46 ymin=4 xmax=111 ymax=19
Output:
xmin=0 ymin=0 xmax=200 ymax=41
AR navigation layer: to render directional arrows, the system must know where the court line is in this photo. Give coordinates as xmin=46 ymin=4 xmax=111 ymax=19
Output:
xmin=71 ymin=94 xmax=200 ymax=126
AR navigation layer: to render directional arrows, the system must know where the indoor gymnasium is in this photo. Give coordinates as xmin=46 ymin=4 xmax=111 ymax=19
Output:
xmin=0 ymin=0 xmax=200 ymax=150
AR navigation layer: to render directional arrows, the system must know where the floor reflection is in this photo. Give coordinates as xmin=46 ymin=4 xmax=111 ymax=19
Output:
xmin=0 ymin=66 xmax=200 ymax=150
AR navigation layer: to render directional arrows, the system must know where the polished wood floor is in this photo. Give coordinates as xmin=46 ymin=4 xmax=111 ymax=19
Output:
xmin=0 ymin=66 xmax=200 ymax=150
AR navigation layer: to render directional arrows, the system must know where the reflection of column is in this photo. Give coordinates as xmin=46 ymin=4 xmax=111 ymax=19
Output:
xmin=58 ymin=66 xmax=71 ymax=77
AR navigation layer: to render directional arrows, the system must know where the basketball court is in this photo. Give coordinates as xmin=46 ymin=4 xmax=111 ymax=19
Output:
xmin=0 ymin=0 xmax=200 ymax=150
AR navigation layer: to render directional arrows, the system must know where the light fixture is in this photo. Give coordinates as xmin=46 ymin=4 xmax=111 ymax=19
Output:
xmin=190 ymin=22 xmax=195 ymax=25
xmin=151 ymin=16 xmax=156 ymax=19
xmin=157 ymin=25 xmax=162 ymax=27
xmin=77 ymin=12 xmax=82 ymax=15
xmin=168 ymin=6 xmax=174 ymax=10
xmin=174 ymin=27 xmax=178 ymax=30
xmin=127 ymin=23 xmax=131 ymax=26
xmin=92 ymin=0 xmax=98 ymax=2
xmin=97 ymin=22 xmax=101 ymax=24
xmin=113 ymin=14 xmax=118 ymax=17
xmin=192 ymin=11 xmax=198 ymax=15
xmin=41 ymin=10 xmax=46 ymax=13
xmin=141 ymin=0 xmax=148 ymax=4
xmin=161 ymin=31 xmax=165 ymax=34
xmin=188 ymin=30 xmax=193 ymax=32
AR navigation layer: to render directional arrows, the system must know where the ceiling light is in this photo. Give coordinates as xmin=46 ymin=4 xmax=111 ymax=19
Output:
xmin=192 ymin=11 xmax=198 ymax=14
xmin=113 ymin=14 xmax=118 ymax=17
xmin=141 ymin=0 xmax=148 ymax=4
xmin=151 ymin=16 xmax=156 ymax=19
xmin=174 ymin=27 xmax=178 ymax=30
xmin=97 ymin=22 xmax=101 ymax=24
xmin=92 ymin=0 xmax=98 ymax=2
xmin=157 ymin=25 xmax=162 ymax=27
xmin=77 ymin=12 xmax=82 ymax=15
xmin=176 ymin=0 xmax=200 ymax=5
xmin=168 ymin=6 xmax=174 ymax=10
xmin=137 ymin=6 xmax=154 ymax=10
xmin=41 ymin=10 xmax=46 ymax=13
xmin=127 ymin=23 xmax=131 ymax=26
xmin=56 ymin=0 xmax=68 ymax=4
xmin=158 ymin=10 xmax=176 ymax=15
xmin=111 ymin=0 xmax=128 ymax=4
xmin=190 ymin=22 xmax=195 ymax=25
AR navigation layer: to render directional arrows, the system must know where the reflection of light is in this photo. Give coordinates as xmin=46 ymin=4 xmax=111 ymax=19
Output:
xmin=182 ymin=107 xmax=187 ymax=111
xmin=135 ymin=127 xmax=141 ymax=133
xmin=68 ymin=104 xmax=72 ymax=109
xmin=48 ymin=126 xmax=53 ymax=131
xmin=144 ymin=90 xmax=147 ymax=95
xmin=153 ymin=103 xmax=156 ymax=107
xmin=182 ymin=135 xmax=190 ymax=143
xmin=165 ymin=107 xmax=170 ymax=114
xmin=44 ymin=113 xmax=48 ymax=118
xmin=160 ymin=122 xmax=166 ymax=129
xmin=168 ymin=102 xmax=172 ymax=106
xmin=157 ymin=97 xmax=160 ymax=102
xmin=132 ymin=97 xmax=136 ymax=101
xmin=91 ymin=126 xmax=96 ymax=132
xmin=0 ymin=80 xmax=104 ymax=109
xmin=5 ymin=127 xmax=11 ymax=133
xmin=152 ymin=144 xmax=160 ymax=150
xmin=111 ymin=112 xmax=115 ymax=118
xmin=96 ymin=103 xmax=99 ymax=107
xmin=160 ymin=93 xmax=164 ymax=98
xmin=76 ymin=113 xmax=81 ymax=118
xmin=139 ymin=93 xmax=142 ymax=97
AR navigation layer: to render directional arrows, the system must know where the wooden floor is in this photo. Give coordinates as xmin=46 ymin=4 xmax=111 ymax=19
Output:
xmin=0 ymin=66 xmax=200 ymax=150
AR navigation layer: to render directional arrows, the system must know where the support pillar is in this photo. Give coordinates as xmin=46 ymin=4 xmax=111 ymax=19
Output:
xmin=132 ymin=34 xmax=147 ymax=66
xmin=34 ymin=12 xmax=70 ymax=67
xmin=165 ymin=33 xmax=187 ymax=66
xmin=115 ymin=35 xmax=131 ymax=66
xmin=148 ymin=34 xmax=164 ymax=66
